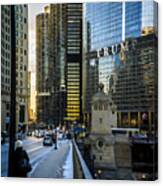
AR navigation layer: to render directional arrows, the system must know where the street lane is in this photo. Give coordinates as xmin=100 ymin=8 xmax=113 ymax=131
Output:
xmin=1 ymin=137 xmax=53 ymax=177
xmin=29 ymin=140 xmax=72 ymax=178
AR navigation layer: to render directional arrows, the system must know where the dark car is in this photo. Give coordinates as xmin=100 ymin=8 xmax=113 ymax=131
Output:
xmin=27 ymin=130 xmax=32 ymax=136
xmin=43 ymin=135 xmax=53 ymax=146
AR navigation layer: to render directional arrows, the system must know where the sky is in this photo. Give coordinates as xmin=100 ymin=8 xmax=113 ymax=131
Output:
xmin=28 ymin=3 xmax=48 ymax=114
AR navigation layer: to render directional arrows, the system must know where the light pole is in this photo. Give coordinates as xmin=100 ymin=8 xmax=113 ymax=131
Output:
xmin=54 ymin=129 xmax=57 ymax=150
xmin=8 ymin=5 xmax=16 ymax=177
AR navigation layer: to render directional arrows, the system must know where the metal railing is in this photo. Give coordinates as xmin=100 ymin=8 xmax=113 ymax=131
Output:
xmin=72 ymin=139 xmax=93 ymax=179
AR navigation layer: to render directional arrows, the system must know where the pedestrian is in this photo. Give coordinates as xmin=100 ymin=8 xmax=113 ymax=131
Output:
xmin=13 ymin=140 xmax=32 ymax=177
xmin=52 ymin=130 xmax=57 ymax=149
xmin=5 ymin=112 xmax=10 ymax=135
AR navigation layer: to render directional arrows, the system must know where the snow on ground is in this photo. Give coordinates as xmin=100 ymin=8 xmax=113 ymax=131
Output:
xmin=62 ymin=140 xmax=73 ymax=179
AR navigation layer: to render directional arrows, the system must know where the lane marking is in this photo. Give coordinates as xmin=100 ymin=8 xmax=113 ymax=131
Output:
xmin=27 ymin=146 xmax=43 ymax=154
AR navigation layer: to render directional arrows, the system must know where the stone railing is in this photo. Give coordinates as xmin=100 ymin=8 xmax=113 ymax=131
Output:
xmin=72 ymin=139 xmax=93 ymax=179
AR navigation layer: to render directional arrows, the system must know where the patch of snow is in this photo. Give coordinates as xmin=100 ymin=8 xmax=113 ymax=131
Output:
xmin=62 ymin=140 xmax=73 ymax=179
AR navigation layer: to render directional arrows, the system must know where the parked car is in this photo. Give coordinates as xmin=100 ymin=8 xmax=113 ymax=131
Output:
xmin=35 ymin=129 xmax=44 ymax=138
xmin=43 ymin=135 xmax=53 ymax=146
xmin=27 ymin=130 xmax=32 ymax=136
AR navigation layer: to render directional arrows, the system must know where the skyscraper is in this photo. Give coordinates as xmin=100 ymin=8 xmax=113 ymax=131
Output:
xmin=1 ymin=5 xmax=28 ymax=131
xmin=48 ymin=4 xmax=66 ymax=126
xmin=111 ymin=34 xmax=158 ymax=130
xmin=1 ymin=5 xmax=11 ymax=131
xmin=84 ymin=1 xmax=158 ymax=114
xmin=36 ymin=4 xmax=83 ymax=127
xmin=36 ymin=6 xmax=51 ymax=124
xmin=65 ymin=4 xmax=83 ymax=124
xmin=15 ymin=5 xmax=28 ymax=126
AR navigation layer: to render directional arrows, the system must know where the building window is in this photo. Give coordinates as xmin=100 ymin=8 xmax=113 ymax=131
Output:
xmin=99 ymin=104 xmax=103 ymax=110
xmin=99 ymin=118 xmax=103 ymax=124
xmin=104 ymin=103 xmax=108 ymax=110
xmin=94 ymin=103 xmax=98 ymax=110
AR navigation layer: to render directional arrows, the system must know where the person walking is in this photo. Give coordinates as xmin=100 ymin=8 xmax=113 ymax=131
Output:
xmin=52 ymin=130 xmax=57 ymax=150
xmin=13 ymin=140 xmax=32 ymax=177
xmin=5 ymin=112 xmax=10 ymax=135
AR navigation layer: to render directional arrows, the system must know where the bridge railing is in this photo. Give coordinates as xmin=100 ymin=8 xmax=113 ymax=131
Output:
xmin=72 ymin=139 xmax=93 ymax=179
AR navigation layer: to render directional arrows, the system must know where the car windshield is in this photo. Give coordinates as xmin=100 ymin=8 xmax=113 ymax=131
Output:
xmin=45 ymin=136 xmax=50 ymax=139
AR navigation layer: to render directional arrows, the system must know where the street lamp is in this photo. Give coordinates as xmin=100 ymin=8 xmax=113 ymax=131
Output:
xmin=54 ymin=129 xmax=57 ymax=150
xmin=8 ymin=5 xmax=16 ymax=177
xmin=97 ymin=169 xmax=102 ymax=179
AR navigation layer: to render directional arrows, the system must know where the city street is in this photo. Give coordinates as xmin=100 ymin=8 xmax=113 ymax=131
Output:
xmin=1 ymin=137 xmax=73 ymax=179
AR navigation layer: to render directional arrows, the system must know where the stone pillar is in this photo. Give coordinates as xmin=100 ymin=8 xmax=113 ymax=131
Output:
xmin=128 ymin=112 xmax=131 ymax=127
xmin=148 ymin=112 xmax=152 ymax=133
xmin=118 ymin=112 xmax=121 ymax=127
xmin=138 ymin=112 xmax=141 ymax=129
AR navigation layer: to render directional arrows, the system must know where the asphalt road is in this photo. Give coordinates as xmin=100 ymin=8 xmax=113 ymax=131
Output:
xmin=1 ymin=137 xmax=54 ymax=177
xmin=29 ymin=139 xmax=72 ymax=178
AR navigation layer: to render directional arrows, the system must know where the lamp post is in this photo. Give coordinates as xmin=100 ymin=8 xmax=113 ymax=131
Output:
xmin=54 ymin=129 xmax=57 ymax=150
xmin=8 ymin=5 xmax=16 ymax=177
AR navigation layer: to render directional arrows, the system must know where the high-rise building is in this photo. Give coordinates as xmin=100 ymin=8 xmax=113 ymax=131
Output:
xmin=36 ymin=4 xmax=83 ymax=127
xmin=15 ymin=5 xmax=28 ymax=126
xmin=111 ymin=34 xmax=157 ymax=131
xmin=1 ymin=5 xmax=11 ymax=131
xmin=1 ymin=5 xmax=28 ymax=131
xmin=36 ymin=6 xmax=51 ymax=124
xmin=65 ymin=4 xmax=83 ymax=125
xmin=48 ymin=4 xmax=66 ymax=126
xmin=84 ymin=1 xmax=158 ymax=114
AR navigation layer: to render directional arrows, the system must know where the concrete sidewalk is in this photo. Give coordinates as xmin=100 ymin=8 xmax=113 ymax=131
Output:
xmin=29 ymin=140 xmax=71 ymax=178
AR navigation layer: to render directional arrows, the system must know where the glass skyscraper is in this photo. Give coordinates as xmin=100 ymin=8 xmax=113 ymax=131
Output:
xmin=86 ymin=2 xmax=122 ymax=50
xmin=84 ymin=1 xmax=157 ymax=114
xmin=125 ymin=2 xmax=142 ymax=38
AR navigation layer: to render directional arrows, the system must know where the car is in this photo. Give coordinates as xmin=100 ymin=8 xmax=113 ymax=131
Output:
xmin=34 ymin=129 xmax=44 ymax=138
xmin=43 ymin=135 xmax=53 ymax=146
xmin=27 ymin=130 xmax=32 ymax=136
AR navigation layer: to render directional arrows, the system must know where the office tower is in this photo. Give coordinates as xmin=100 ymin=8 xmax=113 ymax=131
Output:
xmin=15 ymin=5 xmax=28 ymax=126
xmin=1 ymin=5 xmax=28 ymax=131
xmin=48 ymin=4 xmax=66 ymax=126
xmin=65 ymin=4 xmax=83 ymax=125
xmin=36 ymin=4 xmax=83 ymax=127
xmin=111 ymin=34 xmax=158 ymax=131
xmin=36 ymin=6 xmax=51 ymax=124
xmin=1 ymin=5 xmax=11 ymax=131
xmin=142 ymin=0 xmax=158 ymax=36
xmin=84 ymin=1 xmax=157 ymax=115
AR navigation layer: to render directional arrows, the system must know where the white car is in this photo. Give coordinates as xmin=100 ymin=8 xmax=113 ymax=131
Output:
xmin=43 ymin=136 xmax=53 ymax=146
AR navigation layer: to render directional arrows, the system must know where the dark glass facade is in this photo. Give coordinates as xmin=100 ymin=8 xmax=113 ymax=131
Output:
xmin=36 ymin=11 xmax=51 ymax=124
xmin=65 ymin=4 xmax=83 ymax=124
xmin=111 ymin=34 xmax=158 ymax=130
